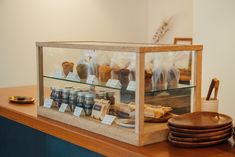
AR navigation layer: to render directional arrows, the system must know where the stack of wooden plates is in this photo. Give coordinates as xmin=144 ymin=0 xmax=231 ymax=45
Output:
xmin=168 ymin=112 xmax=233 ymax=148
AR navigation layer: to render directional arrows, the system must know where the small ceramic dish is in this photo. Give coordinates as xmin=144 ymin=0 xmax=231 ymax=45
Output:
xmin=9 ymin=96 xmax=35 ymax=104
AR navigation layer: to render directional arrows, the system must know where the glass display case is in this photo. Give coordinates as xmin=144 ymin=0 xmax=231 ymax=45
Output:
xmin=36 ymin=41 xmax=203 ymax=146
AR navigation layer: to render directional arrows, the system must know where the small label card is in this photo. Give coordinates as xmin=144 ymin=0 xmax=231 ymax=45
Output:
xmin=106 ymin=79 xmax=121 ymax=89
xmin=86 ymin=75 xmax=98 ymax=84
xmin=73 ymin=106 xmax=83 ymax=117
xmin=101 ymin=115 xmax=116 ymax=125
xmin=43 ymin=98 xmax=53 ymax=108
xmin=59 ymin=103 xmax=68 ymax=112
xmin=66 ymin=72 xmax=80 ymax=81
xmin=53 ymin=70 xmax=63 ymax=78
xmin=127 ymin=81 xmax=136 ymax=91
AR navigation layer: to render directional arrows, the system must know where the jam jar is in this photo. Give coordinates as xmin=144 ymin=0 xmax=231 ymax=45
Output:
xmin=54 ymin=87 xmax=62 ymax=107
xmin=84 ymin=93 xmax=95 ymax=116
xmin=106 ymin=91 xmax=115 ymax=105
xmin=68 ymin=89 xmax=78 ymax=111
xmin=77 ymin=92 xmax=87 ymax=109
xmin=61 ymin=88 xmax=70 ymax=105
xmin=96 ymin=91 xmax=106 ymax=100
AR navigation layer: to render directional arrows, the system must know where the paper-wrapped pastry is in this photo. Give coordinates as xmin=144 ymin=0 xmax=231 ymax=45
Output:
xmin=128 ymin=103 xmax=172 ymax=118
xmin=144 ymin=105 xmax=172 ymax=118
xmin=112 ymin=102 xmax=135 ymax=118
xmin=110 ymin=53 xmax=132 ymax=84
xmin=62 ymin=61 xmax=74 ymax=76
xmin=119 ymin=69 xmax=130 ymax=87
xmin=76 ymin=51 xmax=98 ymax=79
xmin=91 ymin=99 xmax=110 ymax=120
xmin=99 ymin=65 xmax=112 ymax=82
xmin=145 ymin=69 xmax=153 ymax=91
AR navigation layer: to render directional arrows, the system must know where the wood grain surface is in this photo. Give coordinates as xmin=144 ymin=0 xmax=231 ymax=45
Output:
xmin=0 ymin=86 xmax=235 ymax=157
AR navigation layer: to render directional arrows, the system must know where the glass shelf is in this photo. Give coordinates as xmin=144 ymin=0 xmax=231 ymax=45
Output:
xmin=43 ymin=75 xmax=122 ymax=90
xmin=43 ymin=75 xmax=195 ymax=93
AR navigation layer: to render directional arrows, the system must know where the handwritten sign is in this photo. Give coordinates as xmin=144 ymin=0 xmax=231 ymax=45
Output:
xmin=43 ymin=99 xmax=53 ymax=108
xmin=127 ymin=81 xmax=136 ymax=91
xmin=86 ymin=75 xmax=98 ymax=84
xmin=59 ymin=103 xmax=68 ymax=112
xmin=73 ymin=107 xmax=83 ymax=117
xmin=106 ymin=79 xmax=121 ymax=88
xmin=66 ymin=72 xmax=80 ymax=81
xmin=101 ymin=115 xmax=116 ymax=125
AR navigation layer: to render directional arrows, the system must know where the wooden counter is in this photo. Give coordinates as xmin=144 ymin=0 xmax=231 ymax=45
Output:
xmin=0 ymin=86 xmax=234 ymax=157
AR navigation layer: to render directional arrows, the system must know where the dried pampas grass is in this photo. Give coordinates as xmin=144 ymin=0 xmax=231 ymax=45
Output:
xmin=152 ymin=17 xmax=172 ymax=44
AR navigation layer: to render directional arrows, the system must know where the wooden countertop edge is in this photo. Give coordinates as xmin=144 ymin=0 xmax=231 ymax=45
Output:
xmin=0 ymin=105 xmax=146 ymax=157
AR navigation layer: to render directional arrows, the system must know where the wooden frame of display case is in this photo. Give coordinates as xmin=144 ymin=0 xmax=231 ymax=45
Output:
xmin=36 ymin=41 xmax=203 ymax=146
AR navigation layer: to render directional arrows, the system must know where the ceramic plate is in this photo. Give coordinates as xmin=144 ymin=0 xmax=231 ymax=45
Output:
xmin=169 ymin=132 xmax=232 ymax=142
xmin=9 ymin=96 xmax=35 ymax=104
xmin=168 ymin=136 xmax=229 ymax=148
xmin=168 ymin=123 xmax=232 ymax=133
xmin=115 ymin=118 xmax=135 ymax=128
xmin=145 ymin=113 xmax=173 ymax=123
xmin=170 ymin=127 xmax=232 ymax=138
xmin=168 ymin=112 xmax=232 ymax=129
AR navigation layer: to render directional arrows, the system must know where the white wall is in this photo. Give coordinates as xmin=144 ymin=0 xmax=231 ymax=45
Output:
xmin=0 ymin=0 xmax=148 ymax=87
xmin=148 ymin=0 xmax=193 ymax=43
xmin=193 ymin=0 xmax=235 ymax=118
xmin=0 ymin=0 xmax=193 ymax=87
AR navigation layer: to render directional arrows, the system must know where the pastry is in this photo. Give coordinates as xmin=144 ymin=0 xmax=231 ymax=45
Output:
xmin=76 ymin=64 xmax=88 ymax=79
xmin=145 ymin=69 xmax=153 ymax=91
xmin=62 ymin=61 xmax=74 ymax=76
xmin=98 ymin=65 xmax=112 ymax=82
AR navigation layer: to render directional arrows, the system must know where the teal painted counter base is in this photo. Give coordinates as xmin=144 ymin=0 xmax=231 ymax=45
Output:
xmin=0 ymin=116 xmax=103 ymax=157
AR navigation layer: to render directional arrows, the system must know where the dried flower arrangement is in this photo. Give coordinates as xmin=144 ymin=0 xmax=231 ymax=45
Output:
xmin=152 ymin=17 xmax=172 ymax=44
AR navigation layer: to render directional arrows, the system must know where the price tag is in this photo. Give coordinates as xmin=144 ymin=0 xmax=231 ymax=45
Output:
xmin=59 ymin=103 xmax=68 ymax=112
xmin=43 ymin=99 xmax=53 ymax=108
xmin=53 ymin=70 xmax=63 ymax=78
xmin=66 ymin=72 xmax=80 ymax=81
xmin=73 ymin=107 xmax=83 ymax=117
xmin=101 ymin=115 xmax=116 ymax=125
xmin=106 ymin=79 xmax=121 ymax=88
xmin=127 ymin=81 xmax=136 ymax=91
xmin=86 ymin=75 xmax=98 ymax=84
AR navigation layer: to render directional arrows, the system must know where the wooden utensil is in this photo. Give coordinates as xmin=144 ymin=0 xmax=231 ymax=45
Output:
xmin=206 ymin=78 xmax=217 ymax=100
xmin=214 ymin=80 xmax=220 ymax=100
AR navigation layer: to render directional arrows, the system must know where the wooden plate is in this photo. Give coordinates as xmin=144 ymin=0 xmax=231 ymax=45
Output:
xmin=168 ymin=123 xmax=232 ymax=133
xmin=145 ymin=113 xmax=173 ymax=123
xmin=169 ymin=132 xmax=232 ymax=142
xmin=168 ymin=136 xmax=229 ymax=148
xmin=168 ymin=112 xmax=232 ymax=129
xmin=170 ymin=127 xmax=232 ymax=138
xmin=115 ymin=118 xmax=135 ymax=128
xmin=9 ymin=96 xmax=35 ymax=104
